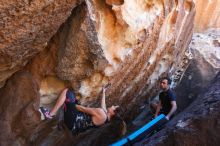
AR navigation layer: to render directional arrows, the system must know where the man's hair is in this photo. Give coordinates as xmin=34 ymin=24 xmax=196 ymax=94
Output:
xmin=160 ymin=77 xmax=172 ymax=85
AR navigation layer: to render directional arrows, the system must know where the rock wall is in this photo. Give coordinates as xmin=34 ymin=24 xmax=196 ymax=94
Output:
xmin=0 ymin=71 xmax=40 ymax=146
xmin=16 ymin=0 xmax=195 ymax=117
xmin=190 ymin=29 xmax=220 ymax=84
xmin=0 ymin=0 xmax=197 ymax=145
xmin=36 ymin=1 xmax=194 ymax=119
xmin=30 ymin=116 xmax=126 ymax=146
xmin=195 ymin=0 xmax=220 ymax=32
xmin=174 ymin=29 xmax=220 ymax=111
xmin=136 ymin=72 xmax=220 ymax=146
xmin=82 ymin=0 xmax=195 ymax=119
xmin=0 ymin=0 xmax=82 ymax=87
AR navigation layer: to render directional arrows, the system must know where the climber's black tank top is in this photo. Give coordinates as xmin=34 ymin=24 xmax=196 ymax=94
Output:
xmin=64 ymin=102 xmax=96 ymax=134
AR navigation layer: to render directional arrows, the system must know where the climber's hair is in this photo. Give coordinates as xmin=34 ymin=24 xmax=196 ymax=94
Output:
xmin=111 ymin=106 xmax=127 ymax=135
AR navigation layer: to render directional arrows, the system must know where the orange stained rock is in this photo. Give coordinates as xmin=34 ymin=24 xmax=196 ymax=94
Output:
xmin=106 ymin=0 xmax=124 ymax=5
xmin=194 ymin=0 xmax=220 ymax=32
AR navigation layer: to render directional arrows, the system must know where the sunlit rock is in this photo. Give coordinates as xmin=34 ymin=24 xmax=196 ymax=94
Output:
xmin=39 ymin=76 xmax=66 ymax=106
xmin=0 ymin=0 xmax=82 ymax=87
xmin=55 ymin=2 xmax=107 ymax=91
xmin=24 ymin=0 xmax=196 ymax=116
xmin=195 ymin=0 xmax=220 ymax=32
xmin=1 ymin=0 xmax=219 ymax=145
xmin=106 ymin=0 xmax=124 ymax=6
xmin=0 ymin=0 xmax=196 ymax=110
xmin=79 ymin=72 xmax=108 ymax=104
xmin=81 ymin=1 xmax=195 ymax=118
xmin=191 ymin=29 xmax=220 ymax=73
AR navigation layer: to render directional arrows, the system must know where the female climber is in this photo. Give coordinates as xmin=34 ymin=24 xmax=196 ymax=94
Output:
xmin=40 ymin=84 xmax=124 ymax=134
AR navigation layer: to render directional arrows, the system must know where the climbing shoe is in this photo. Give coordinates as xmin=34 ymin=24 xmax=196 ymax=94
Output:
xmin=40 ymin=107 xmax=54 ymax=120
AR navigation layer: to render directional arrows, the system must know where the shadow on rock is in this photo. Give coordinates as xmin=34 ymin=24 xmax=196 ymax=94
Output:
xmin=135 ymin=72 xmax=220 ymax=146
xmin=30 ymin=117 xmax=126 ymax=146
xmin=0 ymin=71 xmax=41 ymax=146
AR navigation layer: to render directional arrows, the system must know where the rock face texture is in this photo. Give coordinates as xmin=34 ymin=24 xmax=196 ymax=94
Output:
xmin=62 ymin=0 xmax=195 ymax=110
xmin=30 ymin=117 xmax=126 ymax=146
xmin=174 ymin=29 xmax=220 ymax=111
xmin=195 ymin=0 xmax=220 ymax=32
xmin=0 ymin=71 xmax=40 ymax=146
xmin=0 ymin=0 xmax=82 ymax=87
xmin=0 ymin=0 xmax=205 ymax=145
xmin=191 ymin=29 xmax=220 ymax=75
xmin=16 ymin=0 xmax=195 ymax=117
xmin=136 ymin=72 xmax=220 ymax=146
xmin=86 ymin=0 xmax=195 ymax=118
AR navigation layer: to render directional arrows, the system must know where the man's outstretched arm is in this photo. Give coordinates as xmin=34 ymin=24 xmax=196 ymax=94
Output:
xmin=166 ymin=101 xmax=177 ymax=120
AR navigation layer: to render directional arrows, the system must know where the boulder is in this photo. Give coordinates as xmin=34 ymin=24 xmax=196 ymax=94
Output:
xmin=0 ymin=71 xmax=40 ymax=146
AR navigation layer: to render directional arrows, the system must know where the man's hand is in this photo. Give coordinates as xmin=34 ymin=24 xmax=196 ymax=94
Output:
xmin=166 ymin=101 xmax=177 ymax=121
